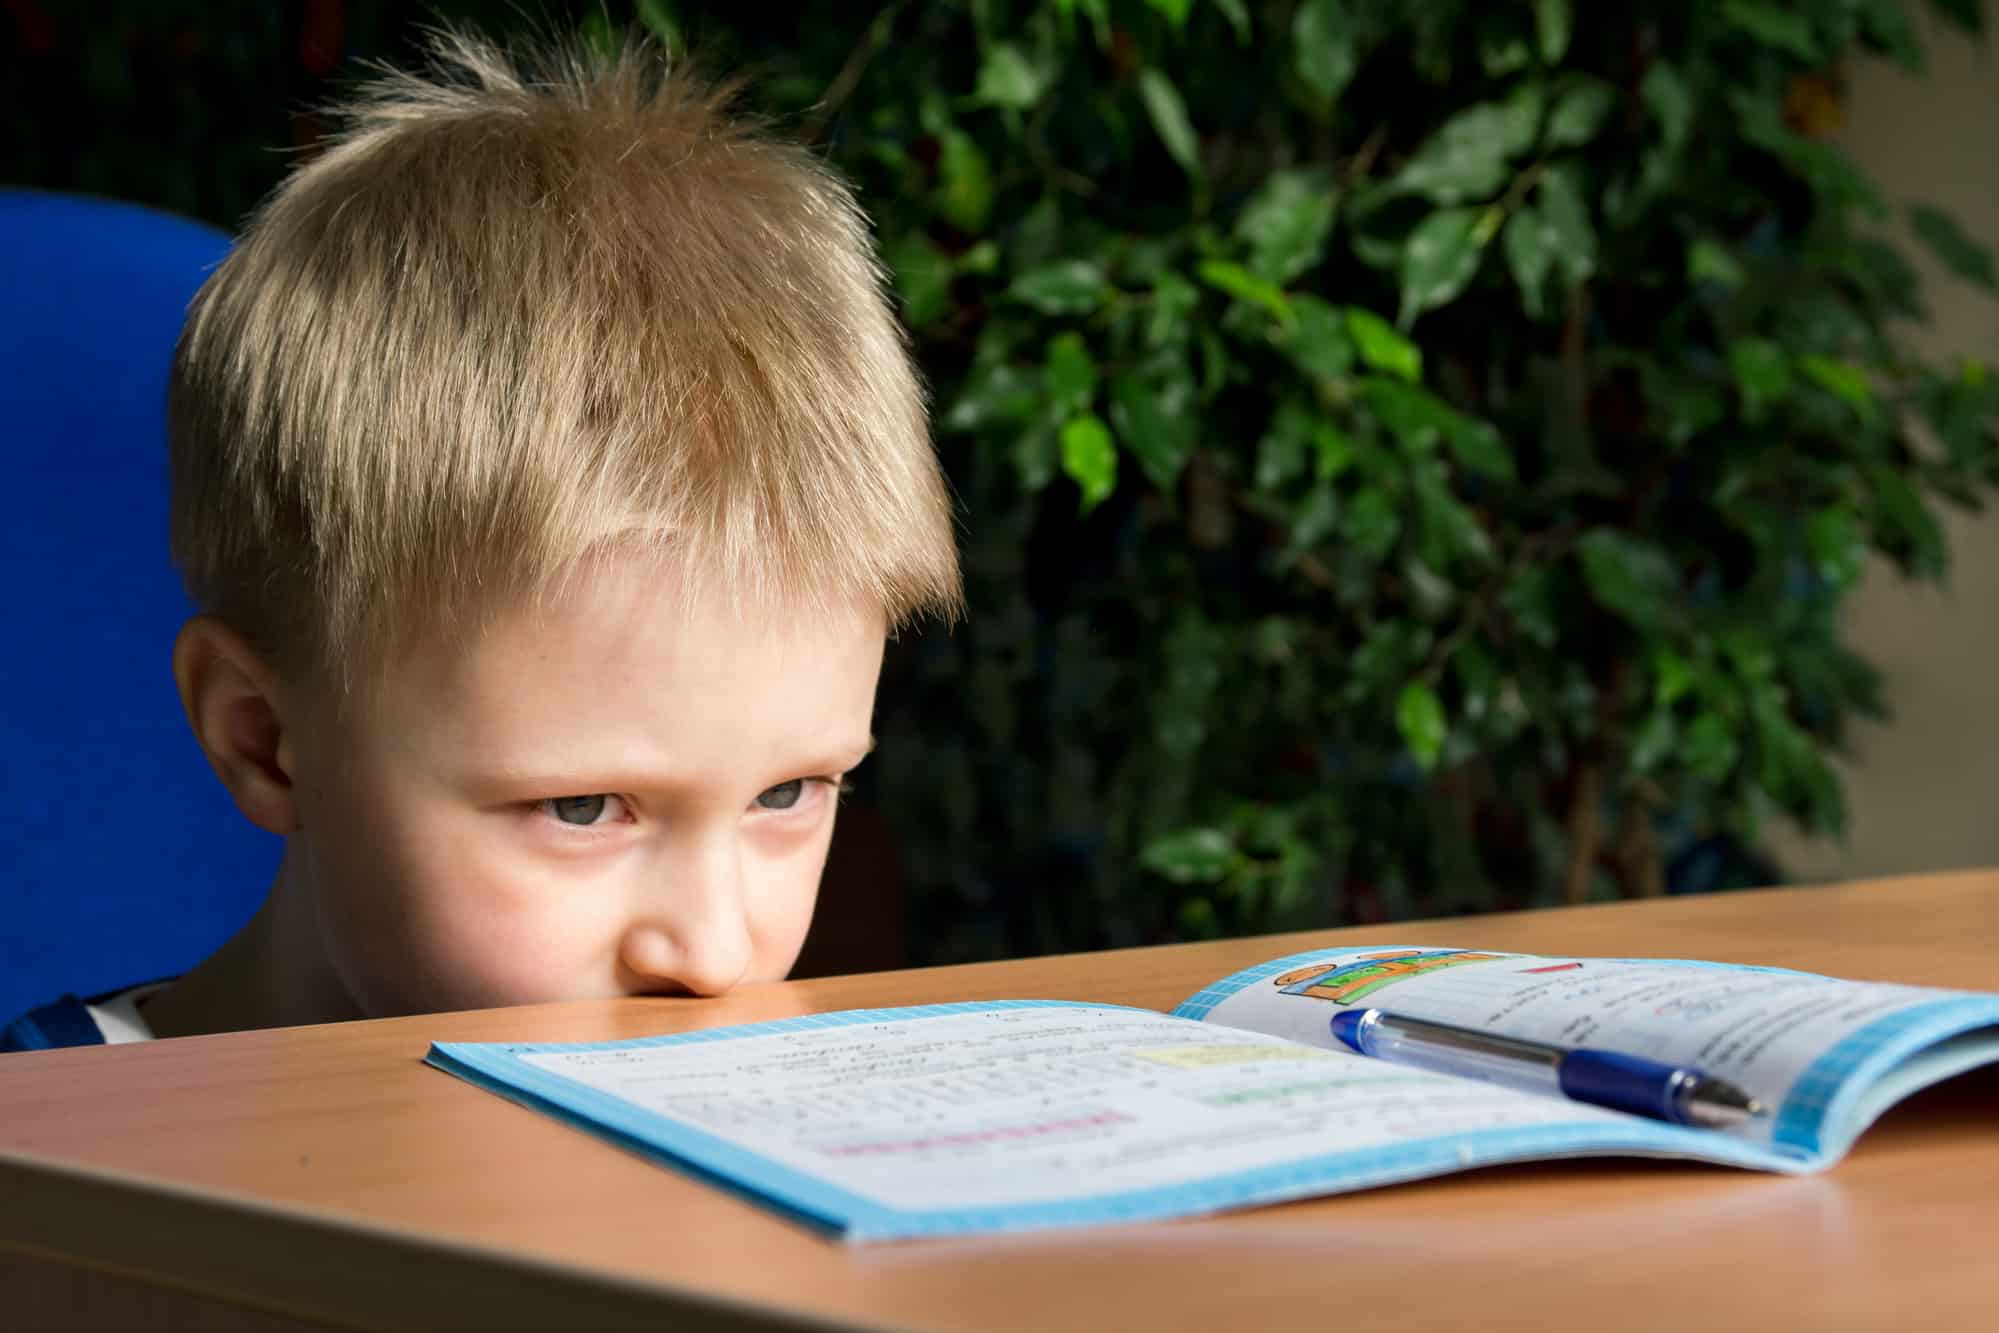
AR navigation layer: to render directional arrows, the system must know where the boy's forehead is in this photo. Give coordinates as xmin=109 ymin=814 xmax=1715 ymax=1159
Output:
xmin=334 ymin=557 xmax=886 ymax=773
xmin=387 ymin=550 xmax=880 ymax=676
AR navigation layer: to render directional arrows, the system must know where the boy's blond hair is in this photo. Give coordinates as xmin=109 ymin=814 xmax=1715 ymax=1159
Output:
xmin=168 ymin=30 xmax=959 ymax=687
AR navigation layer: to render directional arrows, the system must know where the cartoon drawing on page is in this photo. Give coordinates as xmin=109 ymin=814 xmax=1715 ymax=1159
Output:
xmin=1269 ymin=949 xmax=1513 ymax=1005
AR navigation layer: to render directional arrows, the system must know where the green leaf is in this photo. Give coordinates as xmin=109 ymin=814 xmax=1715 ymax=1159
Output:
xmin=1363 ymin=377 xmax=1453 ymax=453
xmin=1504 ymin=569 xmax=1558 ymax=647
xmin=1868 ymin=465 xmax=1946 ymax=578
xmin=1010 ymin=424 xmax=1059 ymax=492
xmin=1808 ymin=507 xmax=1866 ymax=589
xmin=1799 ymin=356 xmax=1877 ymax=422
xmin=579 ymin=11 xmax=621 ymax=60
xmin=1687 ymin=238 xmax=1746 ymax=289
xmin=1630 ymin=711 xmax=1677 ymax=774
xmin=1396 ymin=683 xmax=1449 ymax=771
xmin=935 ymin=130 xmax=994 ymax=234
xmin=1109 ymin=370 xmax=1197 ymax=490
xmin=1177 ymin=898 xmax=1221 ymax=939
xmin=884 ymin=233 xmax=954 ymax=329
xmin=1146 ymin=271 xmax=1201 ymax=346
xmin=1011 ymin=195 xmax=1064 ymax=269
xmin=1479 ymin=28 xmax=1533 ymax=77
xmin=1292 ymin=0 xmax=1357 ymax=102
xmin=1683 ymin=713 xmax=1741 ymax=784
xmin=1398 ymin=206 xmax=1494 ymax=326
xmin=1545 ymin=78 xmax=1616 ymax=149
xmin=1753 ymin=698 xmax=1831 ymax=822
xmin=1211 ymin=0 xmax=1252 ymax=42
xmin=1915 ymin=364 xmax=1999 ymax=468
xmin=1858 ymin=0 xmax=1924 ymax=69
xmin=1391 ymin=92 xmax=1542 ymax=205
xmin=1728 ymin=338 xmax=1791 ymax=421
xmin=635 ymin=0 xmax=681 ymax=50
xmin=1652 ymin=648 xmax=1696 ymax=705
xmin=1445 ymin=417 xmax=1516 ymax=482
xmin=1043 ymin=332 xmax=1099 ymax=417
xmin=942 ymin=361 xmax=1038 ymax=433
xmin=1537 ymin=163 xmax=1596 ymax=284
xmin=1198 ymin=259 xmax=1293 ymax=325
xmin=1413 ymin=464 xmax=1495 ymax=565
xmin=1282 ymin=482 xmax=1341 ymax=558
xmin=1236 ymin=168 xmax=1340 ymax=283
xmin=1314 ymin=421 xmax=1355 ymax=480
xmin=1278 ymin=293 xmax=1355 ymax=385
xmin=1501 ymin=208 xmax=1557 ymax=318
xmin=956 ymin=240 xmax=1000 ymax=275
xmin=1138 ymin=68 xmax=1203 ymax=181
xmin=1722 ymin=0 xmax=1820 ymax=60
xmin=1056 ymin=0 xmax=1115 ymax=46
xmin=1256 ymin=402 xmax=1316 ymax=490
xmin=1348 ymin=622 xmax=1426 ymax=696
xmin=1928 ymin=0 xmax=1984 ymax=37
xmin=1342 ymin=487 xmax=1401 ymax=558
xmin=1535 ymin=0 xmax=1573 ymax=62
xmin=1141 ymin=827 xmax=1238 ymax=883
xmin=1145 ymin=0 xmax=1195 ymax=25
xmin=1577 ymin=530 xmax=1678 ymax=629
xmin=1734 ymin=94 xmax=1886 ymax=216
xmin=1450 ymin=638 xmax=1501 ymax=726
xmin=1197 ymin=327 xmax=1228 ymax=397
xmin=1641 ymin=63 xmax=1693 ymax=154
xmin=1909 ymin=204 xmax=1999 ymax=292
xmin=975 ymin=43 xmax=1047 ymax=109
xmin=1009 ymin=260 xmax=1110 ymax=315
xmin=1406 ymin=553 xmax=1458 ymax=622
xmin=1345 ymin=306 xmax=1422 ymax=381
xmin=1060 ymin=413 xmax=1119 ymax=511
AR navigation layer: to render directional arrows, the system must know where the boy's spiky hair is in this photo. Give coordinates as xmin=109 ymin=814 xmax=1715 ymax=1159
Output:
xmin=169 ymin=28 xmax=959 ymax=687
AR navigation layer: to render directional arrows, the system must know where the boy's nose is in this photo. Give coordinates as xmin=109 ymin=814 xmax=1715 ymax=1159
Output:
xmin=619 ymin=836 xmax=754 ymax=997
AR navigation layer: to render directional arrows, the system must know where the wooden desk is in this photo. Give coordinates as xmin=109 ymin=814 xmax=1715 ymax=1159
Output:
xmin=3 ymin=870 xmax=1997 ymax=1332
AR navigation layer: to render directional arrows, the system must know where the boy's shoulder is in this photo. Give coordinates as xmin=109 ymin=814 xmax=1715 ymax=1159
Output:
xmin=0 ymin=980 xmax=171 ymax=1053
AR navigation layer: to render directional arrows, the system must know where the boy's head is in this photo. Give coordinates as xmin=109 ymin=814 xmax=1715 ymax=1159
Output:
xmin=163 ymin=31 xmax=959 ymax=1019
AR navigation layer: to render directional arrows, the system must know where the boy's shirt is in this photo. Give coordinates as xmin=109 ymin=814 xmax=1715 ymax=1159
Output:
xmin=0 ymin=981 xmax=168 ymax=1053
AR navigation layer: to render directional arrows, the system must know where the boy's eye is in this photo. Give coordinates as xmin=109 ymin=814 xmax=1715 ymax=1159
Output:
xmin=755 ymin=780 xmax=806 ymax=811
xmin=541 ymin=794 xmax=622 ymax=826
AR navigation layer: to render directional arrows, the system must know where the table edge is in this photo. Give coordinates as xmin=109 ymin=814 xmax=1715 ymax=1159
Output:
xmin=0 ymin=1148 xmax=883 ymax=1333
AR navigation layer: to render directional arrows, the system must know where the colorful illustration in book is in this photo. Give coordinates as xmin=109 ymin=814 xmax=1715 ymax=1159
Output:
xmin=1271 ymin=949 xmax=1511 ymax=1005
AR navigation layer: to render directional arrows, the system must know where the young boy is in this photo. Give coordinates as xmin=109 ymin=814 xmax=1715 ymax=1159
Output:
xmin=0 ymin=30 xmax=960 ymax=1051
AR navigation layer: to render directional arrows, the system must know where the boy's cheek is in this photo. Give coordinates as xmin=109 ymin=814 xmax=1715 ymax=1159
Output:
xmin=310 ymin=800 xmax=835 ymax=1011
xmin=752 ymin=856 xmax=843 ymax=991
xmin=332 ymin=890 xmax=620 ymax=1015
xmin=317 ymin=835 xmax=622 ymax=1014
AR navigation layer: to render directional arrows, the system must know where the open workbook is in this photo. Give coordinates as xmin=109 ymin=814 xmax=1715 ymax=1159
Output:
xmin=426 ymin=945 xmax=1999 ymax=1242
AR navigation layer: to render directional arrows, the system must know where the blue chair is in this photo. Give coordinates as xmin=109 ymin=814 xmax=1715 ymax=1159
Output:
xmin=0 ymin=189 xmax=277 ymax=1022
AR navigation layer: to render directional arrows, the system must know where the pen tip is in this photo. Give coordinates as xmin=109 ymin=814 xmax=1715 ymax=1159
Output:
xmin=1328 ymin=1009 xmax=1366 ymax=1053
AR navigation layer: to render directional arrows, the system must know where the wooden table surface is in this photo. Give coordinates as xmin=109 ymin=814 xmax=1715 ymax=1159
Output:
xmin=3 ymin=869 xmax=1997 ymax=1332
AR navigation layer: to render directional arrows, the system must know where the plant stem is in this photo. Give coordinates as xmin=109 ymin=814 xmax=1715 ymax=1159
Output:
xmin=1562 ymin=760 xmax=1602 ymax=906
xmin=802 ymin=2 xmax=907 ymax=143
xmin=1615 ymin=794 xmax=1666 ymax=898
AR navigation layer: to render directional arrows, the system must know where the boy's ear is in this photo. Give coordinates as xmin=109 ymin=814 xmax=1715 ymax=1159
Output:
xmin=173 ymin=617 xmax=302 ymax=836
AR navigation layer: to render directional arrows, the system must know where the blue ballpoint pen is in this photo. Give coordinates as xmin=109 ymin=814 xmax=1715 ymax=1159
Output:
xmin=1329 ymin=1007 xmax=1766 ymax=1129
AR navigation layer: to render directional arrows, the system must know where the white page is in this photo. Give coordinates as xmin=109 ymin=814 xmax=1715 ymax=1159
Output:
xmin=1190 ymin=946 xmax=1969 ymax=1134
xmin=516 ymin=1004 xmax=1625 ymax=1214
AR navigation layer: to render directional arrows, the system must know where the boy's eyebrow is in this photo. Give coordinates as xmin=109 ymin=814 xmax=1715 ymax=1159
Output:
xmin=795 ymin=733 xmax=877 ymax=775
xmin=465 ymin=735 xmax=877 ymax=797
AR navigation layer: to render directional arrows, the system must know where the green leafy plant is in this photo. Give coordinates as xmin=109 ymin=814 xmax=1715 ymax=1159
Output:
xmin=14 ymin=1 xmax=1996 ymax=964
xmin=716 ymin=0 xmax=1999 ymax=959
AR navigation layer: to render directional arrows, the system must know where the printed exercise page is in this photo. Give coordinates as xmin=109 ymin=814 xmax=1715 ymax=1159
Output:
xmin=514 ymin=1005 xmax=1626 ymax=1214
xmin=1189 ymin=946 xmax=1969 ymax=1131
